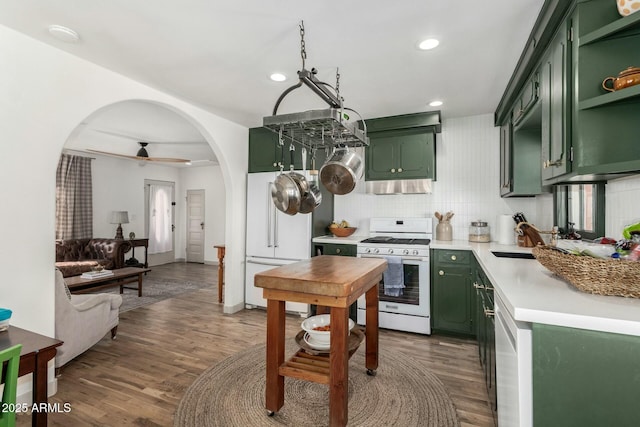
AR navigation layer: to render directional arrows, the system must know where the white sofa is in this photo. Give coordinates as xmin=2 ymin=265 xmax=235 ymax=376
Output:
xmin=54 ymin=269 xmax=122 ymax=368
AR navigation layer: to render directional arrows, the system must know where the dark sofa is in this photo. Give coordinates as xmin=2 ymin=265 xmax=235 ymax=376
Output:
xmin=55 ymin=238 xmax=132 ymax=277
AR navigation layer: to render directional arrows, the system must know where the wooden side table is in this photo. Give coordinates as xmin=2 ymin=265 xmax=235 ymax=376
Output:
xmin=0 ymin=326 xmax=63 ymax=427
xmin=126 ymin=238 xmax=149 ymax=268
xmin=214 ymin=244 xmax=225 ymax=303
xmin=255 ymin=255 xmax=387 ymax=426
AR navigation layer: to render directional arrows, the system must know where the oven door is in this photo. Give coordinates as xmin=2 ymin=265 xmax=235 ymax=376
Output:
xmin=356 ymin=254 xmax=430 ymax=317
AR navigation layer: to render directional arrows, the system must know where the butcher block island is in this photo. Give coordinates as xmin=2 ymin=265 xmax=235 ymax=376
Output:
xmin=255 ymin=255 xmax=387 ymax=427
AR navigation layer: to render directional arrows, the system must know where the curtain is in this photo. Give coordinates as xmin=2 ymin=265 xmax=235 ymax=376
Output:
xmin=56 ymin=154 xmax=93 ymax=239
xmin=148 ymin=184 xmax=173 ymax=254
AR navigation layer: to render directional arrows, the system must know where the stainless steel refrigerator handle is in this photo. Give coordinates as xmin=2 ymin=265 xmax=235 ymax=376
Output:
xmin=274 ymin=203 xmax=279 ymax=248
xmin=267 ymin=182 xmax=273 ymax=247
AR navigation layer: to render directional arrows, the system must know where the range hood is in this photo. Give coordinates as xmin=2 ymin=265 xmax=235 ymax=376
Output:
xmin=366 ymin=179 xmax=432 ymax=195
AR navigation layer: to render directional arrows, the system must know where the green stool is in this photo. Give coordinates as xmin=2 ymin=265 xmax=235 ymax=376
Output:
xmin=0 ymin=344 xmax=22 ymax=427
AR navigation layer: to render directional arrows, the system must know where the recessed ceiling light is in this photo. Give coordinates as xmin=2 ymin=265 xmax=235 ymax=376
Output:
xmin=270 ymin=73 xmax=287 ymax=82
xmin=418 ymin=38 xmax=439 ymax=50
xmin=429 ymin=100 xmax=443 ymax=107
xmin=48 ymin=25 xmax=80 ymax=43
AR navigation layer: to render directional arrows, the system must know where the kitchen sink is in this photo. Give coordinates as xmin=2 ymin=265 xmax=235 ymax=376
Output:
xmin=491 ymin=251 xmax=535 ymax=259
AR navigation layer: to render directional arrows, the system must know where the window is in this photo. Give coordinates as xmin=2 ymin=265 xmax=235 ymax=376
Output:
xmin=554 ymin=183 xmax=605 ymax=240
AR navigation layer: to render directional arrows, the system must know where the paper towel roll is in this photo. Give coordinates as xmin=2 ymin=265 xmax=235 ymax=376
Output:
xmin=496 ymin=214 xmax=516 ymax=245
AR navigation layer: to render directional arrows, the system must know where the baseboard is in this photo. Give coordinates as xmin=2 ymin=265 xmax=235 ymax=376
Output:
xmin=16 ymin=366 xmax=58 ymax=405
xmin=224 ymin=301 xmax=244 ymax=314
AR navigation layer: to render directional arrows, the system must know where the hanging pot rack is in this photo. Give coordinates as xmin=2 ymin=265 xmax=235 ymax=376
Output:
xmin=262 ymin=21 xmax=369 ymax=151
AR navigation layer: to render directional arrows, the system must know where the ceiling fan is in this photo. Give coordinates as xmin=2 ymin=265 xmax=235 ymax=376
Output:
xmin=88 ymin=142 xmax=191 ymax=163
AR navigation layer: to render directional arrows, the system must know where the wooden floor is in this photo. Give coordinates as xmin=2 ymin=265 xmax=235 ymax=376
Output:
xmin=18 ymin=262 xmax=494 ymax=426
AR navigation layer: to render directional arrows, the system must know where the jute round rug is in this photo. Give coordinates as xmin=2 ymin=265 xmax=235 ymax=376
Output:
xmin=174 ymin=341 xmax=460 ymax=426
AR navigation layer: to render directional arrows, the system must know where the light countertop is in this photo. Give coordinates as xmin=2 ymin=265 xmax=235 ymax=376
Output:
xmin=312 ymin=236 xmax=640 ymax=336
xmin=312 ymin=235 xmax=365 ymax=244
xmin=439 ymin=240 xmax=640 ymax=337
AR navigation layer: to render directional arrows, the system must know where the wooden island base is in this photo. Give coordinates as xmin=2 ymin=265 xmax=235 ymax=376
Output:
xmin=255 ymin=255 xmax=387 ymax=427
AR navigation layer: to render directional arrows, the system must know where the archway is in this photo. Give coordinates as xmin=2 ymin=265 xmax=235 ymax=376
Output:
xmin=61 ymin=99 xmax=227 ymax=284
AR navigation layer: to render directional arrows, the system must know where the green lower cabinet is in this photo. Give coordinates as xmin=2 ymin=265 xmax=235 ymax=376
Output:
xmin=431 ymin=250 xmax=474 ymax=336
xmin=533 ymin=324 xmax=640 ymax=427
xmin=322 ymin=243 xmax=357 ymax=257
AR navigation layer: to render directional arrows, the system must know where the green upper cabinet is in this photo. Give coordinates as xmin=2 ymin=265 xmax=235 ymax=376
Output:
xmin=499 ymin=122 xmax=513 ymax=196
xmin=540 ymin=15 xmax=572 ymax=182
xmin=364 ymin=111 xmax=440 ymax=181
xmin=512 ymin=71 xmax=540 ymax=128
xmin=497 ymin=0 xmax=640 ymax=184
xmin=248 ymin=127 xmax=304 ymax=173
xmin=366 ymin=129 xmax=435 ymax=181
xmin=571 ymin=1 xmax=640 ymax=179
xmin=501 ymin=71 xmax=546 ymax=198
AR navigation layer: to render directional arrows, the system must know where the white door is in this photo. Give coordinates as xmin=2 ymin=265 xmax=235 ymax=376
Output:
xmin=145 ymin=180 xmax=175 ymax=266
xmin=186 ymin=189 xmax=205 ymax=263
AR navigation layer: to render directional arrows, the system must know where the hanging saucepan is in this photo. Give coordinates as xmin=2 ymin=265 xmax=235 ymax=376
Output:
xmin=271 ymin=145 xmax=305 ymax=215
xmin=319 ymin=147 xmax=363 ymax=195
xmin=299 ymin=180 xmax=322 ymax=213
xmin=271 ymin=172 xmax=301 ymax=215
xmin=298 ymin=152 xmax=322 ymax=214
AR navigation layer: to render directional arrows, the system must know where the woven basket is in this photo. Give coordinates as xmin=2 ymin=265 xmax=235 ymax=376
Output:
xmin=532 ymin=246 xmax=640 ymax=298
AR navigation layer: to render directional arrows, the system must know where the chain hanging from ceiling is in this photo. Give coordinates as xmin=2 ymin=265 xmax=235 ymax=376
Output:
xmin=262 ymin=20 xmax=368 ymax=151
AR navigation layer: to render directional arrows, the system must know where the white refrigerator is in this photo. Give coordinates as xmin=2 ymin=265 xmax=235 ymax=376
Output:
xmin=245 ymin=171 xmax=311 ymax=315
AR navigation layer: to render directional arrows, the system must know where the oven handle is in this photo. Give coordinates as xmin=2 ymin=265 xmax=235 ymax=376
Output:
xmin=358 ymin=253 xmax=429 ymax=262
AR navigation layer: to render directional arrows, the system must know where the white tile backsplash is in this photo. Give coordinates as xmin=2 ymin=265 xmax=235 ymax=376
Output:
xmin=335 ymin=114 xmax=543 ymax=240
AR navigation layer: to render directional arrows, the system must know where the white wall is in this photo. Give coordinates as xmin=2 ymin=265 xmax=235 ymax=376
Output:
xmin=180 ymin=165 xmax=226 ymax=263
xmin=0 ymin=24 xmax=248 ymax=338
xmin=335 ymin=114 xmax=543 ymax=240
xmin=91 ymin=154 xmax=182 ymax=241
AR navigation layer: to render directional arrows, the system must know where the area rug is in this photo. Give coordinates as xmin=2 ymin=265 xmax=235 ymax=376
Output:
xmin=174 ymin=341 xmax=460 ymax=427
xmin=103 ymin=277 xmax=213 ymax=312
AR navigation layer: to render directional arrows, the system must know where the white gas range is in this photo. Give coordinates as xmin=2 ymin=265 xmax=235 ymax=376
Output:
xmin=356 ymin=218 xmax=432 ymax=335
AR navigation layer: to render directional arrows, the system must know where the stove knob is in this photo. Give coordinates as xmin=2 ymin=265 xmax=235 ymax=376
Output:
xmin=412 ymin=250 xmax=419 ymax=255
xmin=388 ymin=249 xmax=394 ymax=254
xmin=374 ymin=248 xmax=380 ymax=254
xmin=403 ymin=249 xmax=409 ymax=255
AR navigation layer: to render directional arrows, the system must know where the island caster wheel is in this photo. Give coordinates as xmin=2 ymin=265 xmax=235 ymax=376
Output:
xmin=366 ymin=369 xmax=377 ymax=376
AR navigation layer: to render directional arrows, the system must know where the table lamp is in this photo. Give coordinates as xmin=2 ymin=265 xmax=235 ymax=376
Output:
xmin=110 ymin=211 xmax=129 ymax=240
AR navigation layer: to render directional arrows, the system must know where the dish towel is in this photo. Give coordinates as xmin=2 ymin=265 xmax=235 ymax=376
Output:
xmin=383 ymin=256 xmax=405 ymax=297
